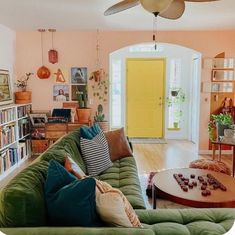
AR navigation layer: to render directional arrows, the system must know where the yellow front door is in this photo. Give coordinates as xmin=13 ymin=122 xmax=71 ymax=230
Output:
xmin=126 ymin=58 xmax=165 ymax=138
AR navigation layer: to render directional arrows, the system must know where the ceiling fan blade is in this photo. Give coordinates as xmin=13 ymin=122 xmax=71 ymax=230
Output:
xmin=184 ymin=0 xmax=220 ymax=2
xmin=104 ymin=0 xmax=140 ymax=16
xmin=159 ymin=0 xmax=185 ymax=20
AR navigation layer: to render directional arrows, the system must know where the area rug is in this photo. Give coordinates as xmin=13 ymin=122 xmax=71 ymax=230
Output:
xmin=139 ymin=171 xmax=189 ymax=209
xmin=130 ymin=138 xmax=167 ymax=144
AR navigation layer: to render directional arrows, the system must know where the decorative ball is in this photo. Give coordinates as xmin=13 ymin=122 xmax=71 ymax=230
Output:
xmin=37 ymin=66 xmax=51 ymax=79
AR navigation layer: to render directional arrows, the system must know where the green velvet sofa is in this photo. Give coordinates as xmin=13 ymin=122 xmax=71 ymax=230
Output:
xmin=0 ymin=128 xmax=235 ymax=235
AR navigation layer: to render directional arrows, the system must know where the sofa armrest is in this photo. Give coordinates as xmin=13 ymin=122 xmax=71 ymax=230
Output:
xmin=1 ymin=227 xmax=154 ymax=235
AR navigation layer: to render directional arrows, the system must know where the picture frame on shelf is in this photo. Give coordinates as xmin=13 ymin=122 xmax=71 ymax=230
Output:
xmin=71 ymin=67 xmax=87 ymax=84
xmin=29 ymin=113 xmax=48 ymax=127
xmin=212 ymin=70 xmax=234 ymax=82
xmin=0 ymin=69 xmax=13 ymax=106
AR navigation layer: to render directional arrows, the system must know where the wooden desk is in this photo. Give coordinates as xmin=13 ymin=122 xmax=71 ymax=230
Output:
xmin=212 ymin=139 xmax=235 ymax=177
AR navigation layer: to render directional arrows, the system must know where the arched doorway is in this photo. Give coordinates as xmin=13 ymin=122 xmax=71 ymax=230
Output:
xmin=109 ymin=42 xmax=201 ymax=151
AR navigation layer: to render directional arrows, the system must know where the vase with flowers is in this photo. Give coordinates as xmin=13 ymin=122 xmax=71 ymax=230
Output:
xmin=15 ymin=72 xmax=33 ymax=104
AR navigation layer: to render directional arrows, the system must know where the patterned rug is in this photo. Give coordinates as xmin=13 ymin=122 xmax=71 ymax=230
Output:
xmin=130 ymin=138 xmax=167 ymax=144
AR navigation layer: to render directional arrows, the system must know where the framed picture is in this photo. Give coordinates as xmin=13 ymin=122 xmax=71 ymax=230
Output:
xmin=71 ymin=67 xmax=87 ymax=84
xmin=53 ymin=85 xmax=69 ymax=102
xmin=0 ymin=69 xmax=13 ymax=105
xmin=71 ymin=85 xmax=87 ymax=101
xmin=29 ymin=114 xmax=48 ymax=127
xmin=212 ymin=69 xmax=234 ymax=82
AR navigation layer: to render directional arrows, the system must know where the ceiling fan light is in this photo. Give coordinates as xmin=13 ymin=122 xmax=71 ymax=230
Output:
xmin=140 ymin=0 xmax=173 ymax=14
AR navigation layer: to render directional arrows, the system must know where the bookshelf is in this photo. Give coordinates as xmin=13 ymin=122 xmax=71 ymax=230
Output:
xmin=0 ymin=103 xmax=31 ymax=180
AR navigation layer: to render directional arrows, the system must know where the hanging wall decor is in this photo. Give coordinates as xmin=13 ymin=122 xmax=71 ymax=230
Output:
xmin=48 ymin=29 xmax=58 ymax=64
xmin=37 ymin=29 xmax=51 ymax=79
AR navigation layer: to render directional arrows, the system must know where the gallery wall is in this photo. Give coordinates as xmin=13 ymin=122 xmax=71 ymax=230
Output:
xmin=15 ymin=30 xmax=235 ymax=151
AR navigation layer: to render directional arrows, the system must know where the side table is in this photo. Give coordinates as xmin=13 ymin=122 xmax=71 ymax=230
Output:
xmin=211 ymin=139 xmax=235 ymax=177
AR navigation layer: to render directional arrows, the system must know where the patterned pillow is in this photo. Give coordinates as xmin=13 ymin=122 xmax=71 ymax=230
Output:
xmin=96 ymin=180 xmax=142 ymax=228
xmin=80 ymin=131 xmax=113 ymax=176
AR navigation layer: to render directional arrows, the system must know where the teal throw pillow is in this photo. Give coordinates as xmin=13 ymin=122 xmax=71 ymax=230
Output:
xmin=44 ymin=160 xmax=101 ymax=227
xmin=80 ymin=123 xmax=101 ymax=140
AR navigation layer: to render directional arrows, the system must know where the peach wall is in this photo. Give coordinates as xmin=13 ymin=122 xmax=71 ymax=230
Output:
xmin=15 ymin=30 xmax=235 ymax=150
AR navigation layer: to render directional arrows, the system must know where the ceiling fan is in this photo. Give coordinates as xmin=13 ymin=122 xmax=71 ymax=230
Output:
xmin=104 ymin=0 xmax=220 ymax=19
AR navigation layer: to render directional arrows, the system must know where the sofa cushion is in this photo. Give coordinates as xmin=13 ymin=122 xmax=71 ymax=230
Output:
xmin=96 ymin=157 xmax=146 ymax=209
xmin=104 ymin=128 xmax=133 ymax=161
xmin=96 ymin=180 xmax=142 ymax=227
xmin=80 ymin=131 xmax=113 ymax=176
xmin=64 ymin=156 xmax=86 ymax=179
xmin=136 ymin=208 xmax=235 ymax=235
xmin=0 ymin=160 xmax=49 ymax=227
xmin=80 ymin=123 xmax=101 ymax=140
xmin=44 ymin=160 xmax=101 ymax=227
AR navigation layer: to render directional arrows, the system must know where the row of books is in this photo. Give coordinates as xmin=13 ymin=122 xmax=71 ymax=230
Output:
xmin=19 ymin=119 xmax=30 ymax=139
xmin=0 ymin=140 xmax=30 ymax=174
xmin=0 ymin=124 xmax=16 ymax=149
xmin=17 ymin=105 xmax=31 ymax=119
xmin=0 ymin=108 xmax=16 ymax=125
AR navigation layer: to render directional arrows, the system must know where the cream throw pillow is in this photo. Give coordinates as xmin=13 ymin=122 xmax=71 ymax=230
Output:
xmin=95 ymin=180 xmax=142 ymax=228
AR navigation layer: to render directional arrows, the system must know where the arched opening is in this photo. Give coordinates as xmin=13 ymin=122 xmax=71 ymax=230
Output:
xmin=109 ymin=42 xmax=201 ymax=151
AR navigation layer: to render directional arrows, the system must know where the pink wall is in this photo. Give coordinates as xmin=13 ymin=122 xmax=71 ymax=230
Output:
xmin=15 ymin=30 xmax=235 ymax=150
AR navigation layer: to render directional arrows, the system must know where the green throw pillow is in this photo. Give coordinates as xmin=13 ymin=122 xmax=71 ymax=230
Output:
xmin=44 ymin=160 xmax=101 ymax=227
xmin=80 ymin=123 xmax=101 ymax=139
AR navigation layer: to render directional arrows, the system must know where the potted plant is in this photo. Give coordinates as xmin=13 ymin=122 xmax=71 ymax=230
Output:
xmin=166 ymin=88 xmax=186 ymax=129
xmin=76 ymin=86 xmax=91 ymax=124
xmin=15 ymin=73 xmax=33 ymax=104
xmin=210 ymin=113 xmax=233 ymax=138
xmin=94 ymin=104 xmax=109 ymax=131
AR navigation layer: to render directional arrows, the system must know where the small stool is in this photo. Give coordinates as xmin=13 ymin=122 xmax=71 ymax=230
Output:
xmin=189 ymin=159 xmax=231 ymax=176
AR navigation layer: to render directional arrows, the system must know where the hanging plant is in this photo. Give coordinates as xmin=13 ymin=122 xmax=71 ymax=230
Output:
xmin=90 ymin=69 xmax=109 ymax=102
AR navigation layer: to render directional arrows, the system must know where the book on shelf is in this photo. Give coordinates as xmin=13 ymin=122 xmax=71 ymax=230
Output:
xmin=0 ymin=123 xmax=16 ymax=149
xmin=0 ymin=108 xmax=16 ymax=124
xmin=18 ymin=139 xmax=30 ymax=161
xmin=18 ymin=118 xmax=30 ymax=139
xmin=17 ymin=105 xmax=31 ymax=119
xmin=0 ymin=148 xmax=18 ymax=174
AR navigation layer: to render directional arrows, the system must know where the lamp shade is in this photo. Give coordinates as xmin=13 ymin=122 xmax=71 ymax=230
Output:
xmin=37 ymin=66 xmax=51 ymax=79
xmin=48 ymin=49 xmax=58 ymax=64
xmin=140 ymin=0 xmax=173 ymax=14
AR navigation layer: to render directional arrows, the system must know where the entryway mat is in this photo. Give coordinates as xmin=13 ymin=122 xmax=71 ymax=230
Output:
xmin=130 ymin=138 xmax=167 ymax=144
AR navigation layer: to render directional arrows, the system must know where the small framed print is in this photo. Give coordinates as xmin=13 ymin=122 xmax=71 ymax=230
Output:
xmin=71 ymin=67 xmax=87 ymax=84
xmin=71 ymin=85 xmax=87 ymax=101
xmin=212 ymin=70 xmax=234 ymax=82
xmin=53 ymin=85 xmax=69 ymax=102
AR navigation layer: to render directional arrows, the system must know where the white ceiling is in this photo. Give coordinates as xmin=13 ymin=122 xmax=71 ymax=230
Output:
xmin=0 ymin=0 xmax=234 ymax=31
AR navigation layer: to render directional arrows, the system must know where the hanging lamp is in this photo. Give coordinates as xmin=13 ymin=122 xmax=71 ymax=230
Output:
xmin=48 ymin=29 xmax=58 ymax=64
xmin=37 ymin=29 xmax=51 ymax=79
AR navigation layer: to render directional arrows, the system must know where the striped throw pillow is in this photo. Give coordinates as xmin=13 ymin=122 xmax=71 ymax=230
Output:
xmin=80 ymin=131 xmax=113 ymax=176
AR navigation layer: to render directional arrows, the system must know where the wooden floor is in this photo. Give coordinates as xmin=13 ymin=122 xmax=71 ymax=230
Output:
xmin=134 ymin=140 xmax=233 ymax=173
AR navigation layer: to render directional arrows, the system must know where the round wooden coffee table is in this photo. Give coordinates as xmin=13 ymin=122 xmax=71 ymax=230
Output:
xmin=152 ymin=168 xmax=235 ymax=209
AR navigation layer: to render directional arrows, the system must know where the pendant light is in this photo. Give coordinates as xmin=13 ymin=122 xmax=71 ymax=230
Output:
xmin=37 ymin=29 xmax=51 ymax=79
xmin=48 ymin=29 xmax=58 ymax=64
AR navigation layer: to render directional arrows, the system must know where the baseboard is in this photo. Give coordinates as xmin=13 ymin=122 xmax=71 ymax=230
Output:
xmin=199 ymin=150 xmax=233 ymax=155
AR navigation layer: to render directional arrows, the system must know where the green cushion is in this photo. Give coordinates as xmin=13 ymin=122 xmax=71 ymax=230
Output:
xmin=80 ymin=123 xmax=101 ymax=140
xmin=44 ymin=160 xmax=101 ymax=227
xmin=96 ymin=157 xmax=146 ymax=209
xmin=136 ymin=208 xmax=235 ymax=235
xmin=0 ymin=160 xmax=49 ymax=227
